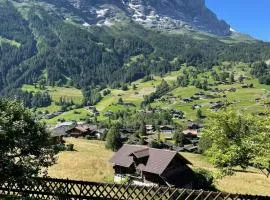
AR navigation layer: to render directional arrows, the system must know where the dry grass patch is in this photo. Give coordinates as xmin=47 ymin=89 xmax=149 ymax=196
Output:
xmin=182 ymin=152 xmax=270 ymax=196
xmin=48 ymin=138 xmax=114 ymax=183
xmin=216 ymin=171 xmax=270 ymax=196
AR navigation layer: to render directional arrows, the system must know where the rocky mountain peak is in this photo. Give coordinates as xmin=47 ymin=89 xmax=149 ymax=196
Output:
xmin=32 ymin=0 xmax=231 ymax=36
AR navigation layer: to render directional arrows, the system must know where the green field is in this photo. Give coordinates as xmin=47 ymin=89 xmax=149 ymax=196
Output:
xmin=22 ymin=84 xmax=83 ymax=103
xmin=22 ymin=84 xmax=84 ymax=113
xmin=46 ymin=108 xmax=92 ymax=125
xmin=48 ymin=138 xmax=270 ymax=196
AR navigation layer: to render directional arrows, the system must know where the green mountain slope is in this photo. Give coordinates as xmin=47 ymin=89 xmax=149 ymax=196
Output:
xmin=1 ymin=0 xmax=270 ymax=105
xmin=23 ymin=62 xmax=270 ymax=125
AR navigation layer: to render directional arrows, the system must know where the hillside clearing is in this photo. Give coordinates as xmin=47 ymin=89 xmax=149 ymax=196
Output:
xmin=0 ymin=36 xmax=21 ymax=48
xmin=48 ymin=139 xmax=270 ymax=196
xmin=22 ymin=84 xmax=83 ymax=104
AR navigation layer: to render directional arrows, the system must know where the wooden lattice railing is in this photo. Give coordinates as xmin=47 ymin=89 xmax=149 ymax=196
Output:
xmin=0 ymin=177 xmax=269 ymax=200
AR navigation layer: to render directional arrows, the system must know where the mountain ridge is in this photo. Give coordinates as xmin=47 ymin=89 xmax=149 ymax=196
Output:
xmin=22 ymin=0 xmax=231 ymax=36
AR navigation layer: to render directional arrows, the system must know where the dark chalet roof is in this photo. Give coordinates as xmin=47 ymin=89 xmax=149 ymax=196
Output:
xmin=131 ymin=148 xmax=149 ymax=159
xmin=110 ymin=144 xmax=192 ymax=175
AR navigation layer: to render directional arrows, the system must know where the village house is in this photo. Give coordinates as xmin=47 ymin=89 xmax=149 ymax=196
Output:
xmin=110 ymin=145 xmax=196 ymax=188
xmin=241 ymin=83 xmax=254 ymax=88
xmin=183 ymin=129 xmax=201 ymax=138
xmin=66 ymin=124 xmax=97 ymax=138
xmin=51 ymin=122 xmax=102 ymax=139
xmin=51 ymin=126 xmax=68 ymax=143
xmin=210 ymin=101 xmax=225 ymax=110
xmin=182 ymin=98 xmax=193 ymax=103
xmin=51 ymin=122 xmax=77 ymax=141
xmin=159 ymin=125 xmax=175 ymax=134
xmin=170 ymin=109 xmax=184 ymax=119
xmin=188 ymin=123 xmax=202 ymax=130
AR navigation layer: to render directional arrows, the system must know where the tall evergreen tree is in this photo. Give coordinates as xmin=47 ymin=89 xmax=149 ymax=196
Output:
xmin=105 ymin=125 xmax=123 ymax=152
xmin=139 ymin=121 xmax=147 ymax=136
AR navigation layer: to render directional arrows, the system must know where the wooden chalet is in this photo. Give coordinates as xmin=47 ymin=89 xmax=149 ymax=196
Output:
xmin=159 ymin=125 xmax=175 ymax=134
xmin=183 ymin=129 xmax=201 ymax=138
xmin=66 ymin=125 xmax=97 ymax=138
xmin=110 ymin=145 xmax=195 ymax=188
xmin=187 ymin=123 xmax=202 ymax=130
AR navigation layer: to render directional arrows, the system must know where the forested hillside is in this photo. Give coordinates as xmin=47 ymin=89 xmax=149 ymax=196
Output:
xmin=1 ymin=0 xmax=270 ymax=106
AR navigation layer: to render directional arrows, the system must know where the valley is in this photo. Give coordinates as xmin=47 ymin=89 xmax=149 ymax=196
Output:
xmin=0 ymin=0 xmax=270 ymax=198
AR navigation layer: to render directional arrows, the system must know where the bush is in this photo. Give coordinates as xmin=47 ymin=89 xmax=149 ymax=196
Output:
xmin=194 ymin=168 xmax=215 ymax=190
xmin=149 ymin=140 xmax=162 ymax=149
xmin=54 ymin=144 xmax=67 ymax=152
xmin=66 ymin=144 xmax=74 ymax=151
xmin=85 ymin=135 xmax=93 ymax=140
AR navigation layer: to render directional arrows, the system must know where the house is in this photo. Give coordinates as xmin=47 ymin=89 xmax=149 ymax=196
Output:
xmin=192 ymin=104 xmax=201 ymax=110
xmin=182 ymin=98 xmax=193 ymax=103
xmin=183 ymin=129 xmax=201 ymax=138
xmin=93 ymin=129 xmax=107 ymax=140
xmin=187 ymin=123 xmax=202 ymax=130
xmin=66 ymin=125 xmax=91 ymax=138
xmin=66 ymin=124 xmax=97 ymax=138
xmin=110 ymin=144 xmax=196 ymax=188
xmin=170 ymin=109 xmax=184 ymax=119
xmin=183 ymin=144 xmax=198 ymax=153
xmin=51 ymin=122 xmax=77 ymax=141
xmin=210 ymin=101 xmax=224 ymax=110
xmin=51 ymin=126 xmax=68 ymax=143
xmin=146 ymin=125 xmax=155 ymax=134
xmin=55 ymin=122 xmax=76 ymax=130
xmin=241 ymin=83 xmax=254 ymax=88
xmin=159 ymin=125 xmax=175 ymax=134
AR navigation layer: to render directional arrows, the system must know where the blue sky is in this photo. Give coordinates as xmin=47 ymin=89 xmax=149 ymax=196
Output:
xmin=205 ymin=0 xmax=270 ymax=41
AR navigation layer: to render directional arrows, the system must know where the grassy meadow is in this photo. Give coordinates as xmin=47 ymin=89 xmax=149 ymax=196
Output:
xmin=48 ymin=138 xmax=114 ymax=183
xmin=22 ymin=84 xmax=84 ymax=114
xmin=48 ymin=139 xmax=270 ymax=196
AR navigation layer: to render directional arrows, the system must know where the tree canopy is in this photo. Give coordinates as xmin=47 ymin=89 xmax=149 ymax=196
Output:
xmin=0 ymin=98 xmax=57 ymax=182
xmin=199 ymin=110 xmax=270 ymax=177
xmin=105 ymin=125 xmax=123 ymax=152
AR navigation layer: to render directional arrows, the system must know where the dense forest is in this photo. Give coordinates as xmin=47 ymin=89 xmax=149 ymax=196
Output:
xmin=1 ymin=1 xmax=270 ymax=107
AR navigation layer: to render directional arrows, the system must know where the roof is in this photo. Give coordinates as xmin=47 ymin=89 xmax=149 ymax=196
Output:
xmin=131 ymin=148 xmax=149 ymax=158
xmin=159 ymin=125 xmax=174 ymax=130
xmin=183 ymin=129 xmax=200 ymax=136
xmin=55 ymin=122 xmax=75 ymax=128
xmin=51 ymin=127 xmax=68 ymax=137
xmin=110 ymin=144 xmax=192 ymax=175
xmin=110 ymin=145 xmax=144 ymax=168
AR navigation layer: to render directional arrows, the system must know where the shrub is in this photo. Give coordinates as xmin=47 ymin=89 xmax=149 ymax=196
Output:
xmin=194 ymin=168 xmax=215 ymax=190
xmin=85 ymin=135 xmax=93 ymax=140
xmin=66 ymin=144 xmax=74 ymax=151
xmin=149 ymin=140 xmax=162 ymax=149
xmin=54 ymin=144 xmax=67 ymax=152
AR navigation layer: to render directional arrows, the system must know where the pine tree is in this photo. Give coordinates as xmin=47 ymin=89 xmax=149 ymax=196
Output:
xmin=105 ymin=125 xmax=123 ymax=151
xmin=229 ymin=73 xmax=235 ymax=83
xmin=139 ymin=121 xmax=147 ymax=136
xmin=197 ymin=109 xmax=203 ymax=119
xmin=174 ymin=126 xmax=184 ymax=147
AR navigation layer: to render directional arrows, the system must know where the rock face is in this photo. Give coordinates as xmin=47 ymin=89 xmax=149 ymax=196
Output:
xmin=40 ymin=0 xmax=231 ymax=36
